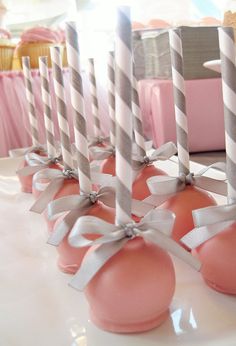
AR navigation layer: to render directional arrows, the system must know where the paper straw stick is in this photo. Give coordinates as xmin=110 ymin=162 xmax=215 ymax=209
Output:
xmin=88 ymin=58 xmax=101 ymax=138
xmin=50 ymin=47 xmax=74 ymax=170
xmin=39 ymin=56 xmax=57 ymax=158
xmin=65 ymin=22 xmax=92 ymax=194
xmin=169 ymin=29 xmax=190 ymax=175
xmin=218 ymin=27 xmax=236 ymax=203
xmin=22 ymin=56 xmax=40 ymax=147
xmin=132 ymin=63 xmax=146 ymax=157
xmin=115 ymin=6 xmax=133 ymax=224
xmin=107 ymin=51 xmax=116 ymax=147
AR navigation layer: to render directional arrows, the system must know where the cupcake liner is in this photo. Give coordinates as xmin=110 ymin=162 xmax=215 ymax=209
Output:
xmin=17 ymin=43 xmax=64 ymax=69
xmin=0 ymin=46 xmax=15 ymax=71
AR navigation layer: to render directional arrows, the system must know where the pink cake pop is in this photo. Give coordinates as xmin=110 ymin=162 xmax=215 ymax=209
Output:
xmin=100 ymin=153 xmax=116 ymax=175
xmin=150 ymin=29 xmax=219 ymax=245
xmin=160 ymin=185 xmax=216 ymax=245
xmin=194 ymin=222 xmax=236 ymax=294
xmin=50 ymin=195 xmax=115 ymax=273
xmin=84 ymin=236 xmax=175 ymax=332
xmin=45 ymin=21 xmax=116 ymax=274
xmin=67 ymin=9 xmax=201 ymax=333
xmin=68 ymin=8 xmax=174 ymax=332
xmin=181 ymin=27 xmax=236 ymax=294
xmin=68 ymin=210 xmax=200 ymax=332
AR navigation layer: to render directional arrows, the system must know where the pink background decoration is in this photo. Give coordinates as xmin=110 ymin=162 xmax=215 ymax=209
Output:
xmin=138 ymin=78 xmax=225 ymax=153
xmin=0 ymin=69 xmax=110 ymax=157
xmin=0 ymin=72 xmax=225 ymax=157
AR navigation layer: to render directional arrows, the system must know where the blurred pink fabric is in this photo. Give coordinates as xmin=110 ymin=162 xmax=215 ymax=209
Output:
xmin=0 ymin=69 xmax=110 ymax=157
xmin=0 ymin=72 xmax=225 ymax=157
xmin=138 ymin=78 xmax=225 ymax=152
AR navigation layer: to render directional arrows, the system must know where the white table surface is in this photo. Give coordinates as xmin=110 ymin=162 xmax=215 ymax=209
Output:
xmin=1 ymin=156 xmax=236 ymax=346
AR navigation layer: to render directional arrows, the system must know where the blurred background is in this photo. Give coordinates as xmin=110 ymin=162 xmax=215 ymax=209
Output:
xmin=2 ymin=0 xmax=228 ymax=34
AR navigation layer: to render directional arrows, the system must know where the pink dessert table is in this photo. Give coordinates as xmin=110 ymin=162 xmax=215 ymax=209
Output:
xmin=0 ymin=69 xmax=110 ymax=157
xmin=138 ymin=78 xmax=225 ymax=152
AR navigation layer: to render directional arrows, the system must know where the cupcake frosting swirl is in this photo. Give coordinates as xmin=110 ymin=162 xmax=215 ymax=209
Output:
xmin=20 ymin=27 xmax=61 ymax=43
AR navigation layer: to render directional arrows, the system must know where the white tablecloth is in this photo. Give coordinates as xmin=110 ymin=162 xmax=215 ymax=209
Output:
xmin=0 ymin=157 xmax=235 ymax=346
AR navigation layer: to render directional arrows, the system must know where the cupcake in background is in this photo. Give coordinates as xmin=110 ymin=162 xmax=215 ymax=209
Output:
xmin=132 ymin=21 xmax=146 ymax=30
xmin=200 ymin=16 xmax=222 ymax=26
xmin=16 ymin=26 xmax=63 ymax=69
xmin=0 ymin=28 xmax=15 ymax=70
xmin=147 ymin=18 xmax=170 ymax=29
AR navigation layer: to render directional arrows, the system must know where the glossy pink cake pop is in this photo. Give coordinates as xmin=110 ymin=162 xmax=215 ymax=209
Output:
xmin=54 ymin=201 xmax=115 ymax=273
xmin=17 ymin=159 xmax=36 ymax=193
xmin=193 ymin=223 xmax=236 ymax=294
xmin=16 ymin=151 xmax=55 ymax=193
xmin=84 ymin=237 xmax=175 ymax=333
xmin=159 ymin=186 xmax=216 ymax=246
xmin=46 ymin=178 xmax=81 ymax=232
xmin=100 ymin=155 xmax=116 ymax=176
xmin=132 ymin=164 xmax=166 ymax=200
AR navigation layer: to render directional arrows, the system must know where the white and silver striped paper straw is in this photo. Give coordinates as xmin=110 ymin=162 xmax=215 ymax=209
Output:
xmin=22 ymin=56 xmax=40 ymax=147
xmin=107 ymin=51 xmax=116 ymax=147
xmin=65 ymin=22 xmax=92 ymax=194
xmin=39 ymin=56 xmax=56 ymax=158
xmin=169 ymin=29 xmax=190 ymax=176
xmin=218 ymin=27 xmax=236 ymax=203
xmin=50 ymin=46 xmax=74 ymax=170
xmin=115 ymin=6 xmax=133 ymax=224
xmin=88 ymin=58 xmax=101 ymax=139
xmin=132 ymin=64 xmax=146 ymax=157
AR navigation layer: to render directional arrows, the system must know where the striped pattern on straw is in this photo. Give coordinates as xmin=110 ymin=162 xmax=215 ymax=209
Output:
xmin=50 ymin=46 xmax=73 ymax=170
xmin=107 ymin=51 xmax=116 ymax=147
xmin=88 ymin=58 xmax=101 ymax=139
xmin=39 ymin=56 xmax=56 ymax=158
xmin=115 ymin=6 xmax=133 ymax=224
xmin=169 ymin=29 xmax=190 ymax=176
xmin=22 ymin=56 xmax=40 ymax=147
xmin=65 ymin=22 xmax=92 ymax=194
xmin=218 ymin=27 xmax=236 ymax=203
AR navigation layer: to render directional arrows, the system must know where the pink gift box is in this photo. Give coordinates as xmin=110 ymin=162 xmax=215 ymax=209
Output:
xmin=138 ymin=78 xmax=225 ymax=153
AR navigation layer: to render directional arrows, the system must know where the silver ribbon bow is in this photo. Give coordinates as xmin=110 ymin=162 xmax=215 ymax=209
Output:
xmin=181 ymin=203 xmax=236 ymax=249
xmin=132 ymin=142 xmax=177 ymax=180
xmin=9 ymin=145 xmax=46 ymax=158
xmin=47 ymin=186 xmax=116 ymax=246
xmin=30 ymin=167 xmax=116 ymax=214
xmin=89 ymin=145 xmax=115 ymax=161
xmin=30 ymin=167 xmax=78 ymax=213
xmin=68 ymin=209 xmax=201 ymax=291
xmin=145 ymin=162 xmax=227 ymax=207
xmin=16 ymin=152 xmax=62 ymax=176
xmin=88 ymin=136 xmax=110 ymax=148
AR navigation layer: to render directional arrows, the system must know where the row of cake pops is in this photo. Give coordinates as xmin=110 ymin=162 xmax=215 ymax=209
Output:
xmin=14 ymin=7 xmax=234 ymax=333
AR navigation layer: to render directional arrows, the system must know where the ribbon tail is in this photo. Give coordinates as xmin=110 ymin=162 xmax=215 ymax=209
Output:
xmin=143 ymin=193 xmax=176 ymax=207
xmin=196 ymin=177 xmax=228 ymax=196
xmin=16 ymin=164 xmax=46 ymax=176
xmin=180 ymin=220 xmax=235 ymax=249
xmin=30 ymin=177 xmax=65 ymax=213
xmin=91 ymin=172 xmax=116 ymax=188
xmin=69 ymin=238 xmax=128 ymax=291
xmin=143 ymin=231 xmax=201 ymax=271
xmin=131 ymin=199 xmax=154 ymax=217
xmin=47 ymin=209 xmax=86 ymax=246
